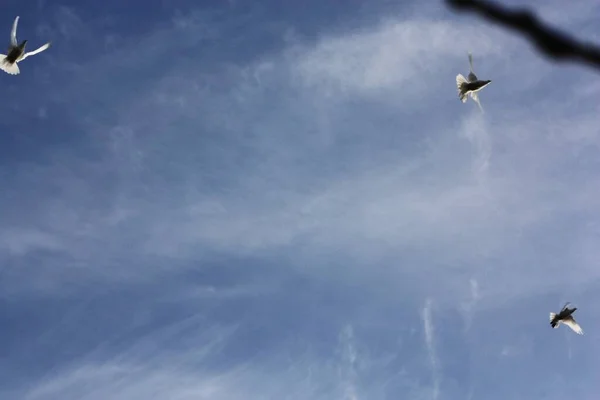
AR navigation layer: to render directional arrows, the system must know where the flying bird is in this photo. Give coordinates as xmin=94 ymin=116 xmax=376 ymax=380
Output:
xmin=550 ymin=302 xmax=584 ymax=335
xmin=456 ymin=52 xmax=491 ymax=112
xmin=0 ymin=16 xmax=51 ymax=75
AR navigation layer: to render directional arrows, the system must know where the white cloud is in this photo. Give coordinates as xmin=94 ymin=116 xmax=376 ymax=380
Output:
xmin=3 ymin=7 xmax=600 ymax=308
xmin=337 ymin=325 xmax=360 ymax=400
xmin=5 ymin=2 xmax=600 ymax=400
xmin=422 ymin=299 xmax=439 ymax=400
xmin=16 ymin=317 xmax=438 ymax=400
xmin=292 ymin=19 xmax=503 ymax=98
xmin=0 ymin=228 xmax=64 ymax=256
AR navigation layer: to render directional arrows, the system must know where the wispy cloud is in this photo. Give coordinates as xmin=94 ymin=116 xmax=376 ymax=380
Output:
xmin=461 ymin=278 xmax=481 ymax=332
xmin=337 ymin=325 xmax=360 ymax=400
xmin=422 ymin=299 xmax=439 ymax=400
xmin=4 ymin=1 xmax=600 ymax=304
xmin=3 ymin=1 xmax=600 ymax=399
xmin=0 ymin=228 xmax=64 ymax=256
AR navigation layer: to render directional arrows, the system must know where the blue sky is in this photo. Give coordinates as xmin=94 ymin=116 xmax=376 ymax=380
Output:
xmin=1 ymin=0 xmax=600 ymax=399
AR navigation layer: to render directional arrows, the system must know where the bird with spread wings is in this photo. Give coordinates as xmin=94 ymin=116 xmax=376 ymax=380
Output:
xmin=0 ymin=16 xmax=51 ymax=75
xmin=456 ymin=52 xmax=491 ymax=112
xmin=550 ymin=302 xmax=584 ymax=335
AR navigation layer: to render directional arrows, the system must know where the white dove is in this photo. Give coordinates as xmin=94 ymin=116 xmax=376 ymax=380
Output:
xmin=0 ymin=16 xmax=51 ymax=75
xmin=550 ymin=302 xmax=584 ymax=335
xmin=456 ymin=52 xmax=491 ymax=112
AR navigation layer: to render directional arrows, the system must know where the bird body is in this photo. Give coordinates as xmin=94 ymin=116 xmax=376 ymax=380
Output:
xmin=456 ymin=52 xmax=491 ymax=111
xmin=0 ymin=16 xmax=50 ymax=75
xmin=550 ymin=303 xmax=583 ymax=335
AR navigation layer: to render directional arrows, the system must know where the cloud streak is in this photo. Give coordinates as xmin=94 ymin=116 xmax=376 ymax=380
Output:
xmin=422 ymin=299 xmax=439 ymax=400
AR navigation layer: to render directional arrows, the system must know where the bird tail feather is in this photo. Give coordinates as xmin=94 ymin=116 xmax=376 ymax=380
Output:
xmin=0 ymin=56 xmax=20 ymax=75
xmin=456 ymin=74 xmax=468 ymax=103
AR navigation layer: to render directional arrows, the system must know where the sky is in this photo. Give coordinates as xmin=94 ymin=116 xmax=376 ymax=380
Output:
xmin=1 ymin=0 xmax=600 ymax=399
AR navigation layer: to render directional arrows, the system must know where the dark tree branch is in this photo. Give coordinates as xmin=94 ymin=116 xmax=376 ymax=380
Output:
xmin=446 ymin=0 xmax=600 ymax=71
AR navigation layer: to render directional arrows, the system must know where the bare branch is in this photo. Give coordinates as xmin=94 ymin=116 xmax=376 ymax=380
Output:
xmin=446 ymin=0 xmax=600 ymax=71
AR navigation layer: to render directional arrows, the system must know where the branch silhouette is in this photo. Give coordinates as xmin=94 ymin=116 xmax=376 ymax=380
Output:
xmin=446 ymin=0 xmax=600 ymax=71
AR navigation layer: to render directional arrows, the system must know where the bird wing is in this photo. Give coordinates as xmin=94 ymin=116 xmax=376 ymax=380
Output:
xmin=562 ymin=316 xmax=583 ymax=335
xmin=561 ymin=302 xmax=571 ymax=312
xmin=467 ymin=52 xmax=478 ymax=82
xmin=11 ymin=16 xmax=19 ymax=47
xmin=19 ymin=42 xmax=51 ymax=61
xmin=0 ymin=54 xmax=20 ymax=74
xmin=471 ymin=92 xmax=484 ymax=113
